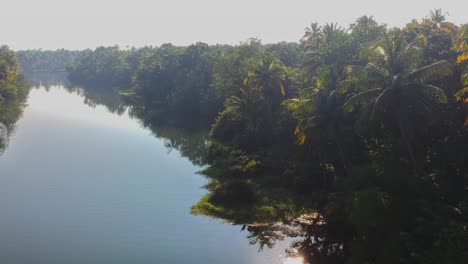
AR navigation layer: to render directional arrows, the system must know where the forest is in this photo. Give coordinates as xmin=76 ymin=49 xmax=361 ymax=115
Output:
xmin=7 ymin=10 xmax=468 ymax=264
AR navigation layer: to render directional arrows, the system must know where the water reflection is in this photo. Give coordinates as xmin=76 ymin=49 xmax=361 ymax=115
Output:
xmin=0 ymin=121 xmax=6 ymax=153
xmin=241 ymin=215 xmax=346 ymax=264
xmin=0 ymin=90 xmax=28 ymax=154
xmin=8 ymin=72 xmax=317 ymax=263
xmin=20 ymin=72 xmax=210 ymax=166
xmin=24 ymin=72 xmax=126 ymax=116
xmin=65 ymin=85 xmax=127 ymax=115
xmin=22 ymin=71 xmax=70 ymax=89
xmin=129 ymin=111 xmax=209 ymax=166
xmin=58 ymin=77 xmax=323 ymax=263
xmin=1 ymin=82 xmax=295 ymax=264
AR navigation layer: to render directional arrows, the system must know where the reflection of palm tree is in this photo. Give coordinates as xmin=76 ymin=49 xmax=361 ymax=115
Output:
xmin=0 ymin=122 xmax=9 ymax=153
xmin=344 ymin=30 xmax=452 ymax=167
xmin=244 ymin=224 xmax=285 ymax=251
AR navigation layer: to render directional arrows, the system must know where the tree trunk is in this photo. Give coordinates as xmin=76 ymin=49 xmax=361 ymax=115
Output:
xmin=397 ymin=116 xmax=417 ymax=172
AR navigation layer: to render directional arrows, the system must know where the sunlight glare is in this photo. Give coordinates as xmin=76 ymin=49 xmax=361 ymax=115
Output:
xmin=283 ymin=256 xmax=304 ymax=264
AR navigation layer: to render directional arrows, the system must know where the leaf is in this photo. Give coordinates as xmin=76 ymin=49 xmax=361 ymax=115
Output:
xmin=243 ymin=77 xmax=249 ymax=86
xmin=462 ymin=72 xmax=468 ymax=86
xmin=455 ymin=87 xmax=468 ymax=101
xmin=456 ymin=52 xmax=468 ymax=64
xmin=299 ymin=134 xmax=307 ymax=145
xmin=294 ymin=126 xmax=300 ymax=136
xmin=316 ymin=79 xmax=323 ymax=88
xmin=280 ymin=83 xmax=286 ymax=96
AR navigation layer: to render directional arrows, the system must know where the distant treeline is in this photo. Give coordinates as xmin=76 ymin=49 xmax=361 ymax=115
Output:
xmin=15 ymin=10 xmax=468 ymax=264
xmin=16 ymin=49 xmax=84 ymax=73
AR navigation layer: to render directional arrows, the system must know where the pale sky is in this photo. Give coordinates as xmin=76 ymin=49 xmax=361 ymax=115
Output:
xmin=1 ymin=0 xmax=466 ymax=50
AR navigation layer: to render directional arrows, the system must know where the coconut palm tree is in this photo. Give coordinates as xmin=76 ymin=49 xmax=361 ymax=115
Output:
xmin=428 ymin=9 xmax=448 ymax=28
xmin=287 ymin=86 xmax=349 ymax=169
xmin=243 ymin=53 xmax=288 ymax=100
xmin=322 ymin=23 xmax=346 ymax=43
xmin=302 ymin=22 xmax=322 ymax=50
xmin=343 ymin=29 xmax=453 ymax=168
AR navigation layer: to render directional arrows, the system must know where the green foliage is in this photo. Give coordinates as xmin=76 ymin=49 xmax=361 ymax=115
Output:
xmin=128 ymin=43 xmax=225 ymax=127
xmin=199 ymin=13 xmax=467 ymax=264
xmin=35 ymin=11 xmax=468 ymax=264
xmin=211 ymin=39 xmax=262 ymax=99
xmin=0 ymin=45 xmax=30 ymax=154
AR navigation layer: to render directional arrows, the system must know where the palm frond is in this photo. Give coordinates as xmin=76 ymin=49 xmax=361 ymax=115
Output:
xmin=407 ymin=84 xmax=448 ymax=104
xmin=340 ymin=79 xmax=382 ymax=93
xmin=343 ymin=65 xmax=385 ymax=92
xmin=361 ymin=44 xmax=388 ymax=65
xmin=366 ymin=63 xmax=389 ymax=77
xmin=423 ymin=84 xmax=448 ymax=103
xmin=462 ymin=71 xmax=468 ymax=86
xmin=406 ymin=60 xmax=453 ymax=83
xmin=370 ymin=88 xmax=393 ymax=120
xmin=298 ymin=87 xmax=320 ymax=96
xmin=343 ymin=88 xmax=382 ymax=112
xmin=455 ymin=87 xmax=468 ymax=101
xmin=346 ymin=65 xmax=384 ymax=80
xmin=397 ymin=41 xmax=422 ymax=69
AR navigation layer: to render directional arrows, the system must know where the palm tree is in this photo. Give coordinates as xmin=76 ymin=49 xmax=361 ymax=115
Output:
xmin=302 ymin=22 xmax=322 ymax=50
xmin=243 ymin=53 xmax=287 ymax=100
xmin=322 ymin=23 xmax=346 ymax=43
xmin=343 ymin=30 xmax=453 ymax=168
xmin=428 ymin=9 xmax=447 ymax=28
xmin=294 ymin=24 xmax=353 ymax=171
xmin=287 ymin=86 xmax=349 ymax=170
xmin=303 ymin=23 xmax=349 ymax=74
xmin=242 ymin=53 xmax=289 ymax=135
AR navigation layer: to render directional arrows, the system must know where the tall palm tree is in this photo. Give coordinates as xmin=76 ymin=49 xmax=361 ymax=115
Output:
xmin=322 ymin=23 xmax=346 ymax=43
xmin=343 ymin=30 xmax=453 ymax=168
xmin=243 ymin=53 xmax=287 ymax=100
xmin=303 ymin=23 xmax=349 ymax=73
xmin=242 ymin=53 xmax=288 ymax=133
xmin=287 ymin=86 xmax=349 ymax=169
xmin=302 ymin=22 xmax=322 ymax=50
xmin=428 ymin=9 xmax=447 ymax=28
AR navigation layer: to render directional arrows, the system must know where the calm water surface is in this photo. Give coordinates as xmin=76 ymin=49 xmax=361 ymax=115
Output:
xmin=0 ymin=85 xmax=292 ymax=264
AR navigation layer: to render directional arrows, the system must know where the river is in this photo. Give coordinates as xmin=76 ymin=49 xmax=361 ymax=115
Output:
xmin=0 ymin=84 xmax=296 ymax=264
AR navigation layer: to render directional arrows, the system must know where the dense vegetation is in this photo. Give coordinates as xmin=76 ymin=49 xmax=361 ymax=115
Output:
xmin=197 ymin=15 xmax=467 ymax=264
xmin=66 ymin=42 xmax=301 ymax=127
xmin=20 ymin=10 xmax=468 ymax=264
xmin=0 ymin=45 xmax=29 ymax=153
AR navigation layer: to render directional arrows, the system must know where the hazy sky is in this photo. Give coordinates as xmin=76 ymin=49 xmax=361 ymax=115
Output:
xmin=2 ymin=0 xmax=466 ymax=50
